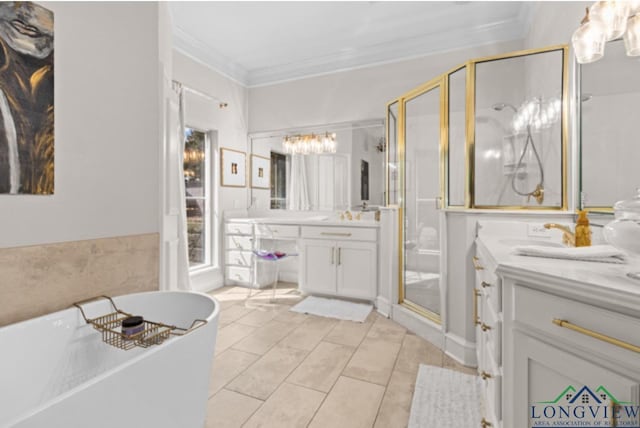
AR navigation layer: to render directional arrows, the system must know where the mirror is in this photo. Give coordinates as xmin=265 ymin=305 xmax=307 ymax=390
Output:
xmin=447 ymin=65 xmax=466 ymax=207
xmin=580 ymin=39 xmax=640 ymax=211
xmin=473 ymin=47 xmax=567 ymax=209
xmin=249 ymin=121 xmax=385 ymax=211
xmin=401 ymin=80 xmax=443 ymax=321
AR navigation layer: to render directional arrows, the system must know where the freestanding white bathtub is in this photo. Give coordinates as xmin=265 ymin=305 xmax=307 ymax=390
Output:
xmin=0 ymin=291 xmax=219 ymax=428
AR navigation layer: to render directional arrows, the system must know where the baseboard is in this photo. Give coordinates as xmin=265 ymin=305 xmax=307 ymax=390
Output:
xmin=375 ymin=296 xmax=391 ymax=317
xmin=392 ymin=304 xmax=444 ymax=348
xmin=444 ymin=332 xmax=478 ymax=368
xmin=190 ymin=267 xmax=224 ymax=293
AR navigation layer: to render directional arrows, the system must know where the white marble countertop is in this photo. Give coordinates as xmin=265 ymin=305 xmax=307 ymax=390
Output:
xmin=477 ymin=233 xmax=640 ymax=311
xmin=226 ymin=216 xmax=380 ymax=228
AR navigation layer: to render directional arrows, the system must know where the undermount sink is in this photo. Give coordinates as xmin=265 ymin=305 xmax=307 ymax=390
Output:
xmin=498 ymin=238 xmax=565 ymax=248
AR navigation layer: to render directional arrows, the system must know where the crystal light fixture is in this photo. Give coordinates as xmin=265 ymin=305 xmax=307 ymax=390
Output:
xmin=624 ymin=13 xmax=640 ymax=56
xmin=572 ymin=1 xmax=640 ymax=63
xmin=511 ymin=97 xmax=562 ymax=134
xmin=282 ymin=132 xmax=337 ymax=155
xmin=572 ymin=8 xmax=607 ymax=64
xmin=589 ymin=1 xmax=630 ymax=41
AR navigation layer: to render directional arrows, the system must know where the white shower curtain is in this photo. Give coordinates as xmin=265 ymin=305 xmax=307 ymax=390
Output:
xmin=288 ymin=154 xmax=311 ymax=210
xmin=172 ymin=82 xmax=192 ymax=290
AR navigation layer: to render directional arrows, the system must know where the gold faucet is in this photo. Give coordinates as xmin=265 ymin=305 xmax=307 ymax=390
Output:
xmin=544 ymin=223 xmax=576 ymax=247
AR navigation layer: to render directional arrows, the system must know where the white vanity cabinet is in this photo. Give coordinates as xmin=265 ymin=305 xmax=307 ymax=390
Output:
xmin=224 ymin=221 xmax=254 ymax=286
xmin=502 ymin=269 xmax=640 ymax=428
xmin=472 ymin=243 xmax=503 ymax=428
xmin=300 ymin=226 xmax=377 ymax=301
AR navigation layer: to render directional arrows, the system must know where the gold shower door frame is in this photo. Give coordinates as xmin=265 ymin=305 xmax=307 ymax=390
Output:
xmin=386 ymin=44 xmax=570 ymax=323
xmin=396 ymin=76 xmax=447 ymax=324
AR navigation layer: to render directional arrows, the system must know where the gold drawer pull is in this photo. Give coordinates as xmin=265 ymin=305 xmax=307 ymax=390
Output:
xmin=473 ymin=289 xmax=481 ymax=326
xmin=481 ymin=281 xmax=491 ymax=288
xmin=481 ymin=323 xmax=492 ymax=332
xmin=472 ymin=256 xmax=484 ymax=271
xmin=320 ymin=232 xmax=352 ymax=237
xmin=552 ymin=319 xmax=640 ymax=354
xmin=481 ymin=418 xmax=493 ymax=427
xmin=480 ymin=371 xmax=493 ymax=380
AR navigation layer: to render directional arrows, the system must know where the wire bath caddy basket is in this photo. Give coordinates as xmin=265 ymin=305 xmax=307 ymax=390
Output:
xmin=73 ymin=295 xmax=207 ymax=351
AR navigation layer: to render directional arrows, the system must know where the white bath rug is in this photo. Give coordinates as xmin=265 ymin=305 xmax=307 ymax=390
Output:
xmin=290 ymin=296 xmax=372 ymax=322
xmin=408 ymin=365 xmax=483 ymax=428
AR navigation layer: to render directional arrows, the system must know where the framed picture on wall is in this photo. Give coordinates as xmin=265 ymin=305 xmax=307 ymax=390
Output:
xmin=250 ymin=155 xmax=270 ymax=189
xmin=220 ymin=148 xmax=246 ymax=187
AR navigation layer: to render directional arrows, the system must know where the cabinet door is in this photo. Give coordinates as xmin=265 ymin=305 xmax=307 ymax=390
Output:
xmin=510 ymin=332 xmax=640 ymax=428
xmin=336 ymin=241 xmax=377 ymax=300
xmin=301 ymin=239 xmax=336 ymax=295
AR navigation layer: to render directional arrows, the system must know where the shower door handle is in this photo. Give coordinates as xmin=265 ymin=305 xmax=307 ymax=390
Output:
xmin=435 ymin=197 xmax=442 ymax=210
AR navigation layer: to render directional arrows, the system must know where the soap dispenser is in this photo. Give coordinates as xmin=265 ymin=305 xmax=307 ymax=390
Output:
xmin=574 ymin=210 xmax=592 ymax=247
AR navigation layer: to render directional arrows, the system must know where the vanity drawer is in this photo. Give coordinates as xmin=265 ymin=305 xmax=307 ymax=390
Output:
xmin=481 ymin=297 xmax=502 ymax=366
xmin=226 ymin=250 xmax=253 ymax=267
xmin=225 ymin=222 xmax=253 ymax=235
xmin=513 ymin=285 xmax=640 ymax=358
xmin=474 ymin=248 xmax=501 ymax=312
xmin=226 ymin=235 xmax=253 ymax=251
xmin=301 ymin=226 xmax=377 ymax=242
xmin=255 ymin=224 xmax=299 ymax=238
xmin=226 ymin=266 xmax=251 ymax=284
xmin=481 ymin=345 xmax=502 ymax=422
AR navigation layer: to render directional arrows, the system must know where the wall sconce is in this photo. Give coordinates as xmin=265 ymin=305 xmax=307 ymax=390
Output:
xmin=573 ymin=1 xmax=640 ymax=63
xmin=282 ymin=132 xmax=337 ymax=155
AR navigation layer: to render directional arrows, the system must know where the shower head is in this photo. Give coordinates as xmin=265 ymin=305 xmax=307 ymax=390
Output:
xmin=492 ymin=102 xmax=518 ymax=113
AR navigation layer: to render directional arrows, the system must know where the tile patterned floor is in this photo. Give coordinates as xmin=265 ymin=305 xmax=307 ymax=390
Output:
xmin=206 ymin=285 xmax=476 ymax=428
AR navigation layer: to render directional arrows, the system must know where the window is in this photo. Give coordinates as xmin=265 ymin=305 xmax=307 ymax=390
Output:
xmin=184 ymin=128 xmax=212 ymax=268
xmin=270 ymin=151 xmax=288 ymax=209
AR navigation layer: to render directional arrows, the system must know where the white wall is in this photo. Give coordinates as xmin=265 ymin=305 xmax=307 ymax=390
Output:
xmin=248 ymin=40 xmax=523 ymax=132
xmin=0 ymin=2 xmax=161 ymax=249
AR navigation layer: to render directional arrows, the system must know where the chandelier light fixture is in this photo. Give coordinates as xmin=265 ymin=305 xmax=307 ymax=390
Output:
xmin=282 ymin=132 xmax=337 ymax=155
xmin=572 ymin=1 xmax=640 ymax=63
xmin=511 ymin=97 xmax=562 ymax=134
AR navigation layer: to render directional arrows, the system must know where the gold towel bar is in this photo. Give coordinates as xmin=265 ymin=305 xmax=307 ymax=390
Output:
xmin=552 ymin=319 xmax=640 ymax=354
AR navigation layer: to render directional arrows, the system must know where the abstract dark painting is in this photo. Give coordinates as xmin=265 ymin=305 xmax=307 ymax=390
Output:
xmin=0 ymin=2 xmax=54 ymax=194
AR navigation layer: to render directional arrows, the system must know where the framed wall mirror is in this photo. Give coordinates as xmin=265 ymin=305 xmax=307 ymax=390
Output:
xmin=472 ymin=46 xmax=568 ymax=209
xmin=579 ymin=39 xmax=640 ymax=212
xmin=249 ymin=120 xmax=385 ymax=212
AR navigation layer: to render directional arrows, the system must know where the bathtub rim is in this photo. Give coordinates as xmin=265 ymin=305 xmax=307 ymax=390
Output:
xmin=2 ymin=290 xmax=219 ymax=427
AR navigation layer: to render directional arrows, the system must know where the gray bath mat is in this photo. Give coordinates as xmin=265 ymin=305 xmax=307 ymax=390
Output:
xmin=408 ymin=364 xmax=483 ymax=428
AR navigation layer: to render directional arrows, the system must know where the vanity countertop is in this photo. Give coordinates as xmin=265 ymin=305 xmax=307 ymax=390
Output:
xmin=476 ymin=234 xmax=640 ymax=311
xmin=226 ymin=216 xmax=380 ymax=228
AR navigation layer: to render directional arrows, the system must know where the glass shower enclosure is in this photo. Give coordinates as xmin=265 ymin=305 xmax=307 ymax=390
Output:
xmin=399 ymin=77 xmax=445 ymax=323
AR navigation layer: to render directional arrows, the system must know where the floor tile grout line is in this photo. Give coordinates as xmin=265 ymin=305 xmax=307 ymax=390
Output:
xmin=211 ymin=287 xmax=425 ymax=428
xmin=224 ymin=306 xmax=330 ymax=405
xmin=372 ymin=333 xmax=410 ymax=427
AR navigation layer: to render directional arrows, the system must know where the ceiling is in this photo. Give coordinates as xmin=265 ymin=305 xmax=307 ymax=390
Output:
xmin=170 ymin=2 xmax=535 ymax=88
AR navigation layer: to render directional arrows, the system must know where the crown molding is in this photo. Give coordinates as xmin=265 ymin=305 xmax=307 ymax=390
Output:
xmin=173 ymin=25 xmax=250 ymax=87
xmin=174 ymin=12 xmax=532 ymax=88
